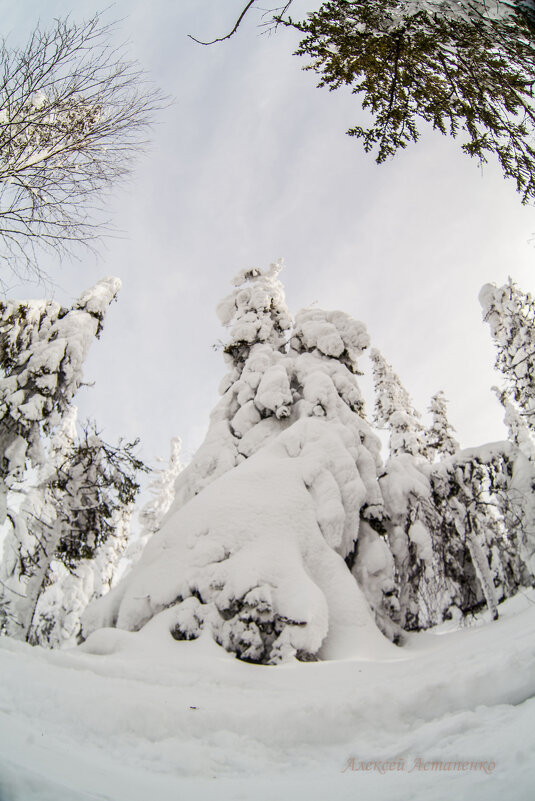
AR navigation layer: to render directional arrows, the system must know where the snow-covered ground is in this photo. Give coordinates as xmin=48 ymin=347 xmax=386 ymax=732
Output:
xmin=1 ymin=591 xmax=534 ymax=801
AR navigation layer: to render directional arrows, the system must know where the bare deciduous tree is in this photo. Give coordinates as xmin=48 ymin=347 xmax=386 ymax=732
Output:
xmin=0 ymin=13 xmax=166 ymax=284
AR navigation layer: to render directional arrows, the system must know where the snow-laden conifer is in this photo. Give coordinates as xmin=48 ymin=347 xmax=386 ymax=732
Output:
xmin=137 ymin=437 xmax=182 ymax=538
xmin=127 ymin=437 xmax=183 ymax=568
xmin=28 ymin=424 xmax=142 ymax=646
xmin=82 ymin=264 xmax=397 ymax=663
xmin=0 ymin=279 xmax=147 ymax=644
xmin=370 ymin=347 xmax=428 ymax=458
xmin=427 ymin=391 xmax=459 ymax=459
xmin=0 ymin=276 xmax=121 ymax=521
xmin=480 ymin=278 xmax=535 ymax=430
xmin=478 ymin=279 xmax=535 ymax=577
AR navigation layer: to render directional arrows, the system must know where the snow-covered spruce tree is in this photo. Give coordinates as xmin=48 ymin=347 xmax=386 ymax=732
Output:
xmin=0 ymin=277 xmax=146 ymax=642
xmin=426 ymin=390 xmax=459 ymax=460
xmin=0 ymin=277 xmax=122 ymax=637
xmin=427 ymin=442 xmax=532 ymax=621
xmin=0 ymin=276 xmax=121 ymax=515
xmin=478 ymin=278 xmax=535 ymax=576
xmin=127 ymin=436 xmax=182 ymax=567
xmin=367 ymin=351 xmax=516 ymax=630
xmin=81 ymin=267 xmax=535 ymax=661
xmin=480 ymin=279 xmax=535 ymax=430
xmin=26 ymin=418 xmax=145 ymax=647
xmin=138 ymin=437 xmax=182 ymax=536
xmin=82 ymin=264 xmax=399 ymax=663
xmin=369 ymin=347 xmax=428 ymax=458
xmin=366 ymin=347 xmax=439 ymax=631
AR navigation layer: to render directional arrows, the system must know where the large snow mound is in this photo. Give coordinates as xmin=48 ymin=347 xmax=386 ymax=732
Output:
xmin=82 ymin=418 xmax=395 ymax=663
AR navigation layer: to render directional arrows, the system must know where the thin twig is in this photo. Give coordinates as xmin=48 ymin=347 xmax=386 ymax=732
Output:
xmin=188 ymin=1 xmax=257 ymax=45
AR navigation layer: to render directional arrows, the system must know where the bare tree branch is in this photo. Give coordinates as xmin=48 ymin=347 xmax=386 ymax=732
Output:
xmin=188 ymin=2 xmax=294 ymax=45
xmin=188 ymin=1 xmax=258 ymax=45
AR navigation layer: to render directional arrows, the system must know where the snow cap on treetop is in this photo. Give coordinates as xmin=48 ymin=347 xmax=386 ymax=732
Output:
xmin=292 ymin=308 xmax=370 ymax=373
xmin=478 ymin=282 xmax=507 ymax=330
xmin=479 ymin=278 xmax=522 ymax=319
xmin=478 ymin=282 xmax=496 ymax=310
xmin=216 ymin=260 xmax=292 ymax=355
xmin=75 ymin=277 xmax=121 ymax=335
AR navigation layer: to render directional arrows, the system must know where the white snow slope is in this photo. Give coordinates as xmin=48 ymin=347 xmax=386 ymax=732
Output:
xmin=0 ymin=592 xmax=534 ymax=801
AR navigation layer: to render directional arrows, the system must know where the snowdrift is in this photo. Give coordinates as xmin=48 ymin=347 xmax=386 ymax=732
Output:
xmin=1 ymin=591 xmax=535 ymax=801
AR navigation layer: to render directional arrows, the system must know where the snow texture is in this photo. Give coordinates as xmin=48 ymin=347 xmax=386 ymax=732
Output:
xmin=2 ymin=590 xmax=535 ymax=800
xmin=83 ymin=417 xmax=394 ymax=664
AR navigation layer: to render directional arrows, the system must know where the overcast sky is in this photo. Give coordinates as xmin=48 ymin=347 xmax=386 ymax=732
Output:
xmin=3 ymin=1 xmax=535 ymax=485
